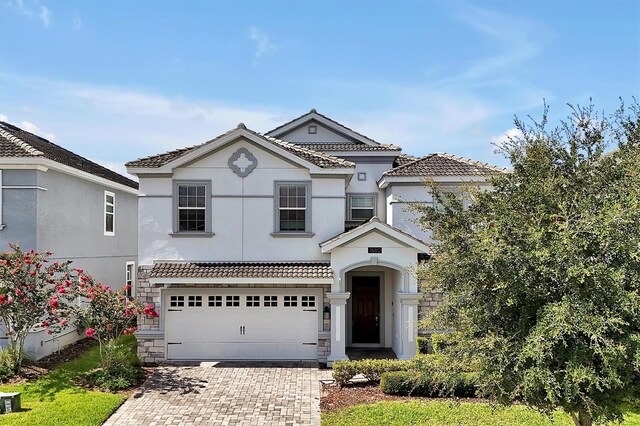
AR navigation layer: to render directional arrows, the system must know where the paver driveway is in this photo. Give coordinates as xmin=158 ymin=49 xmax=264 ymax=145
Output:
xmin=104 ymin=361 xmax=332 ymax=426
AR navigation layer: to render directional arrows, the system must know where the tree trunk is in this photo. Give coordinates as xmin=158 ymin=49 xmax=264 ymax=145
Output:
xmin=571 ymin=411 xmax=593 ymax=426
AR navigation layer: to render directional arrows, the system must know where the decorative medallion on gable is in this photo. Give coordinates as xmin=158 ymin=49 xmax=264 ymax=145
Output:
xmin=228 ymin=148 xmax=258 ymax=177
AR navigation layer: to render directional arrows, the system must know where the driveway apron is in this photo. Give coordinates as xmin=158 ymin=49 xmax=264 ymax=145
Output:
xmin=104 ymin=361 xmax=331 ymax=426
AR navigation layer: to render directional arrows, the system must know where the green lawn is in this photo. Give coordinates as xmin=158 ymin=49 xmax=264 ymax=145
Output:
xmin=322 ymin=401 xmax=640 ymax=426
xmin=0 ymin=339 xmax=130 ymax=426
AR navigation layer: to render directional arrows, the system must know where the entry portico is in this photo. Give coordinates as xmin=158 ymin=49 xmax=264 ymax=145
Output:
xmin=320 ymin=218 xmax=430 ymax=364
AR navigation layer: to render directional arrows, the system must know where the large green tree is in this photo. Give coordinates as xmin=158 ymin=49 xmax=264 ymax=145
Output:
xmin=413 ymin=103 xmax=640 ymax=426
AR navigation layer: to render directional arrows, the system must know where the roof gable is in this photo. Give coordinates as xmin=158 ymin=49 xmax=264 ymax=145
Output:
xmin=320 ymin=217 xmax=430 ymax=254
xmin=126 ymin=124 xmax=355 ymax=174
xmin=0 ymin=121 xmax=138 ymax=189
xmin=266 ymin=109 xmax=380 ymax=146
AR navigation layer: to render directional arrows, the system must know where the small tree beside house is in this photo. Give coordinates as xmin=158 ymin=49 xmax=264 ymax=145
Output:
xmin=0 ymin=244 xmax=159 ymax=378
xmin=0 ymin=245 xmax=80 ymax=372
xmin=412 ymin=102 xmax=640 ymax=426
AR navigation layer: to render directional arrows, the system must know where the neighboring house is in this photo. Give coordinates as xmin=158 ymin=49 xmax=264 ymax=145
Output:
xmin=127 ymin=109 xmax=505 ymax=364
xmin=0 ymin=121 xmax=139 ymax=360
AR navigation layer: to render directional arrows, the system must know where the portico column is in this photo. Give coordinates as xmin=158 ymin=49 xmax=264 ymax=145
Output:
xmin=396 ymin=293 xmax=422 ymax=359
xmin=326 ymin=292 xmax=350 ymax=364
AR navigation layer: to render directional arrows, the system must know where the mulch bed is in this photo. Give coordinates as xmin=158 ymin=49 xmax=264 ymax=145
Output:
xmin=321 ymin=382 xmax=483 ymax=413
xmin=3 ymin=338 xmax=97 ymax=384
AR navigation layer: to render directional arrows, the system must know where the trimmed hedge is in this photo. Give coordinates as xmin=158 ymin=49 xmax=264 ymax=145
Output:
xmin=417 ymin=336 xmax=430 ymax=354
xmin=380 ymin=370 xmax=478 ymax=397
xmin=332 ymin=359 xmax=412 ymax=386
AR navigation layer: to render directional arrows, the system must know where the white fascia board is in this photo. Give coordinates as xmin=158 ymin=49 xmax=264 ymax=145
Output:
xmin=268 ymin=113 xmax=379 ymax=146
xmin=320 ymin=221 xmax=430 ymax=253
xmin=149 ymin=277 xmax=334 ymax=285
xmin=378 ymin=175 xmax=490 ymax=188
xmin=0 ymin=157 xmax=138 ymax=195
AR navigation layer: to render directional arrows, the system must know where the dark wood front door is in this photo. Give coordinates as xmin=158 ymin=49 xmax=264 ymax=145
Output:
xmin=352 ymin=276 xmax=380 ymax=344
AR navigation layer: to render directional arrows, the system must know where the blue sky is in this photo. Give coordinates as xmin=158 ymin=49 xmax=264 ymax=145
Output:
xmin=0 ymin=0 xmax=638 ymax=176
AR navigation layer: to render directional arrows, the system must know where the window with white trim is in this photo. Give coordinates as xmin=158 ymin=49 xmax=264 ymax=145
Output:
xmin=246 ymin=295 xmax=260 ymax=307
xmin=188 ymin=295 xmax=203 ymax=307
xmin=348 ymin=194 xmax=376 ymax=221
xmin=264 ymin=295 xmax=277 ymax=307
xmin=177 ymin=184 xmax=207 ymax=232
xmin=208 ymin=295 xmax=222 ymax=307
xmin=125 ymin=261 xmax=135 ymax=298
xmin=301 ymin=296 xmax=316 ymax=307
xmin=276 ymin=182 xmax=310 ymax=233
xmin=284 ymin=295 xmax=298 ymax=307
xmin=170 ymin=296 xmax=184 ymax=307
xmin=226 ymin=295 xmax=240 ymax=307
xmin=104 ymin=191 xmax=115 ymax=235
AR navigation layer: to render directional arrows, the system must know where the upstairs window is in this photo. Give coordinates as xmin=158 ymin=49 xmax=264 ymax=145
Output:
xmin=348 ymin=194 xmax=376 ymax=221
xmin=173 ymin=181 xmax=212 ymax=234
xmin=104 ymin=191 xmax=115 ymax=236
xmin=275 ymin=182 xmax=311 ymax=233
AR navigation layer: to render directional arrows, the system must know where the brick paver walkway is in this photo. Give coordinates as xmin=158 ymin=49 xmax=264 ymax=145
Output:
xmin=104 ymin=361 xmax=332 ymax=426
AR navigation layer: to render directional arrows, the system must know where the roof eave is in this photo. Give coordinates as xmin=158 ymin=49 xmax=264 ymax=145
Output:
xmin=378 ymin=175 xmax=493 ymax=188
xmin=1 ymin=157 xmax=139 ymax=194
xmin=319 ymin=217 xmax=430 ymax=254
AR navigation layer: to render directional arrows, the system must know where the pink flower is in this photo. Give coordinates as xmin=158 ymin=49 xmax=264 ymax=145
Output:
xmin=125 ymin=308 xmax=131 ymax=318
xmin=48 ymin=297 xmax=59 ymax=308
xmin=29 ymin=270 xmax=36 ymax=276
xmin=46 ymin=330 xmax=52 ymax=335
xmin=60 ymin=319 xmax=68 ymax=327
xmin=41 ymin=320 xmax=50 ymax=327
xmin=143 ymin=304 xmax=155 ymax=316
xmin=15 ymin=289 xmax=23 ymax=297
xmin=85 ymin=328 xmax=95 ymax=338
xmin=56 ymin=286 xmax=66 ymax=294
xmin=22 ymin=298 xmax=29 ymax=303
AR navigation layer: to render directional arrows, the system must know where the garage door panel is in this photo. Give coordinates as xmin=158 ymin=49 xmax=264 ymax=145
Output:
xmin=165 ymin=290 xmax=321 ymax=360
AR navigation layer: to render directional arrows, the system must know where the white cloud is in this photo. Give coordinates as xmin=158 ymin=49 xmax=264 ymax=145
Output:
xmin=490 ymin=127 xmax=524 ymax=148
xmin=18 ymin=120 xmax=56 ymax=141
xmin=72 ymin=12 xmax=82 ymax=30
xmin=0 ymin=73 xmax=292 ymax=166
xmin=249 ymin=27 xmax=278 ymax=58
xmin=39 ymin=4 xmax=49 ymax=27
xmin=4 ymin=0 xmax=51 ymax=27
xmin=0 ymin=113 xmax=8 ymax=122
xmin=443 ymin=5 xmax=544 ymax=85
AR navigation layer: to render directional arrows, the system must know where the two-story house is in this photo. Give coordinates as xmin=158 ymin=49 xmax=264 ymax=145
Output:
xmin=127 ymin=110 xmax=505 ymax=364
xmin=0 ymin=121 xmax=139 ymax=360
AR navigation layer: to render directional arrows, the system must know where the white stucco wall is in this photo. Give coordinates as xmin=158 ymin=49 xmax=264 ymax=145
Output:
xmin=137 ymin=138 xmax=348 ymax=264
xmin=385 ymin=184 xmax=434 ymax=243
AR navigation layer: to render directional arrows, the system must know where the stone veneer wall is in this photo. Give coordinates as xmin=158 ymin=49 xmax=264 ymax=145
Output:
xmin=135 ymin=265 xmax=332 ymax=364
xmin=418 ymin=283 xmax=445 ymax=335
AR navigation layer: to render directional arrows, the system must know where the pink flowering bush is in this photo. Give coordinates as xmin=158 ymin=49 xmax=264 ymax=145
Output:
xmin=0 ymin=245 xmax=80 ymax=372
xmin=0 ymin=245 xmax=159 ymax=372
xmin=69 ymin=279 xmax=159 ymax=367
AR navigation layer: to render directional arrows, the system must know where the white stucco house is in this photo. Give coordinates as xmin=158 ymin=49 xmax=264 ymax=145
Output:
xmin=126 ymin=109 xmax=505 ymax=364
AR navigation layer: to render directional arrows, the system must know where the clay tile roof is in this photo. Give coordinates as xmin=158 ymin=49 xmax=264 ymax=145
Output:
xmin=126 ymin=127 xmax=355 ymax=169
xmin=0 ymin=121 xmax=138 ymax=189
xmin=150 ymin=262 xmax=334 ymax=279
xmin=383 ymin=153 xmax=508 ymax=177
xmin=298 ymin=143 xmax=401 ymax=152
xmin=393 ymin=153 xmax=420 ymax=167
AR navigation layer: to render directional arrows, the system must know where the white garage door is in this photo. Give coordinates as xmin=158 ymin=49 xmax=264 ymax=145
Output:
xmin=165 ymin=289 xmax=320 ymax=360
